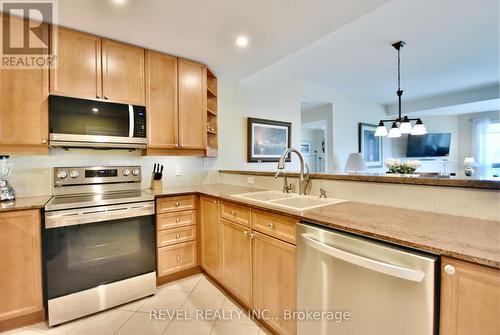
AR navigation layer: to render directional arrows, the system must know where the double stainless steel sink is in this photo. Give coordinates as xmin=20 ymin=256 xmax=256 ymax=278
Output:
xmin=231 ymin=190 xmax=346 ymax=211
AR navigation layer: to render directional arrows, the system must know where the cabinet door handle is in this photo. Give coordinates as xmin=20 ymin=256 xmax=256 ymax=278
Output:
xmin=104 ymin=95 xmax=109 ymax=100
xmin=268 ymin=223 xmax=274 ymax=229
xmin=176 ymin=234 xmax=181 ymax=239
xmin=176 ymin=218 xmax=181 ymax=223
xmin=243 ymin=231 xmax=248 ymax=236
xmin=213 ymin=200 xmax=217 ymax=204
xmin=249 ymin=232 xmax=254 ymax=239
xmin=41 ymin=139 xmax=47 ymax=144
xmin=177 ymin=256 xmax=181 ymax=261
xmin=175 ymin=202 xmax=180 ymax=207
xmin=444 ymin=264 xmax=455 ymax=275
xmin=96 ymin=94 xmax=100 ymax=99
xmin=231 ymin=210 xmax=236 ymax=216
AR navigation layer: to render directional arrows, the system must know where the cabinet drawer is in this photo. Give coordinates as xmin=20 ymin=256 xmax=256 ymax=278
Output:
xmin=156 ymin=195 xmax=195 ymax=213
xmin=157 ymin=226 xmax=196 ymax=247
xmin=157 ymin=210 xmax=195 ymax=230
xmin=157 ymin=241 xmax=197 ymax=276
xmin=220 ymin=201 xmax=251 ymax=227
xmin=251 ymin=209 xmax=298 ymax=244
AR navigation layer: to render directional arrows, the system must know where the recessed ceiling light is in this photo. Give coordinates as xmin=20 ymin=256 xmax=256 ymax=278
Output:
xmin=236 ymin=36 xmax=248 ymax=48
xmin=111 ymin=0 xmax=127 ymax=5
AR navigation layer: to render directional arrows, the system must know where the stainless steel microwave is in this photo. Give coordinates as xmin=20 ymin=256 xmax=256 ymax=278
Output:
xmin=49 ymin=95 xmax=147 ymax=149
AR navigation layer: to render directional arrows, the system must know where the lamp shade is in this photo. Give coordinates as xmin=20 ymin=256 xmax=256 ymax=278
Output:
xmin=388 ymin=122 xmax=401 ymax=138
xmin=399 ymin=120 xmax=413 ymax=134
xmin=345 ymin=153 xmax=366 ymax=172
xmin=374 ymin=121 xmax=388 ymax=137
xmin=411 ymin=119 xmax=427 ymax=135
xmin=463 ymin=157 xmax=479 ymax=167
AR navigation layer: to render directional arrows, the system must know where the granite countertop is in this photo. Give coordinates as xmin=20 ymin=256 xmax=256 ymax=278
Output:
xmin=150 ymin=184 xmax=500 ymax=269
xmin=0 ymin=195 xmax=52 ymax=212
xmin=219 ymin=170 xmax=500 ymax=190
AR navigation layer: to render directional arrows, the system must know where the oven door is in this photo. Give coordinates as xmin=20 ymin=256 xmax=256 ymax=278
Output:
xmin=44 ymin=202 xmax=155 ymax=300
xmin=49 ymin=95 xmax=146 ymax=149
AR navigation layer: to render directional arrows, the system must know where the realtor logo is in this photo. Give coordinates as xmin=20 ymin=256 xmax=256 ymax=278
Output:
xmin=1 ymin=0 xmax=58 ymax=68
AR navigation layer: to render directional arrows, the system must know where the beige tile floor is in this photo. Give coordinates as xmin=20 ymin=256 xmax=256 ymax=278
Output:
xmin=2 ymin=274 xmax=271 ymax=335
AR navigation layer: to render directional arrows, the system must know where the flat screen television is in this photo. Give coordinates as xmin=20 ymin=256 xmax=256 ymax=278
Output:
xmin=406 ymin=133 xmax=451 ymax=157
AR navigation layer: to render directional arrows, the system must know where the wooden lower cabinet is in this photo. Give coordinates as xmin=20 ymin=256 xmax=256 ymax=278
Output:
xmin=253 ymin=231 xmax=296 ymax=335
xmin=440 ymin=257 xmax=500 ymax=335
xmin=200 ymin=196 xmax=222 ymax=280
xmin=157 ymin=241 xmax=197 ymax=276
xmin=221 ymin=218 xmax=253 ymax=307
xmin=0 ymin=210 xmax=43 ymax=331
xmin=155 ymin=197 xmax=197 ymax=280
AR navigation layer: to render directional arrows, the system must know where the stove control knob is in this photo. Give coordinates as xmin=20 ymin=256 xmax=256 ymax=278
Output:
xmin=57 ymin=170 xmax=68 ymax=179
xmin=123 ymin=169 xmax=131 ymax=176
xmin=132 ymin=168 xmax=140 ymax=176
xmin=69 ymin=170 xmax=79 ymax=179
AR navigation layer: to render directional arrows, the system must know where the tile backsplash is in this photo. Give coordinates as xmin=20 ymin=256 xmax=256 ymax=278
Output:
xmin=7 ymin=149 xmax=219 ymax=196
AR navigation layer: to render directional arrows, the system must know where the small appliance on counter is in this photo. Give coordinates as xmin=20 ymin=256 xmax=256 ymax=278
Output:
xmin=0 ymin=155 xmax=15 ymax=201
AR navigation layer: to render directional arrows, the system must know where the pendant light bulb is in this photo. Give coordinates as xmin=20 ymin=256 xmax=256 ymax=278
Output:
xmin=411 ymin=119 xmax=427 ymax=136
xmin=399 ymin=116 xmax=412 ymax=134
xmin=374 ymin=121 xmax=388 ymax=137
xmin=388 ymin=122 xmax=401 ymax=138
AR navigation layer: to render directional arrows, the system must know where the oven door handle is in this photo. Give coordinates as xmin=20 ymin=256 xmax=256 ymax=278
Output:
xmin=45 ymin=202 xmax=154 ymax=229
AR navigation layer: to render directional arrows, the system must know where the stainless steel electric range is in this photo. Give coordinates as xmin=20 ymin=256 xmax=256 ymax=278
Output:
xmin=44 ymin=166 xmax=156 ymax=326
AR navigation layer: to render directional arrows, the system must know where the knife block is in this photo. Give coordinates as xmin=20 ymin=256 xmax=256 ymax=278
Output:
xmin=151 ymin=176 xmax=163 ymax=193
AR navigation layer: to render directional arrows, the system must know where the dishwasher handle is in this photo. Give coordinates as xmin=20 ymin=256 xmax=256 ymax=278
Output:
xmin=301 ymin=234 xmax=425 ymax=282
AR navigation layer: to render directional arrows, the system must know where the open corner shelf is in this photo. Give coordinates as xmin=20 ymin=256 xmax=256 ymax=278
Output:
xmin=206 ymin=67 xmax=218 ymax=157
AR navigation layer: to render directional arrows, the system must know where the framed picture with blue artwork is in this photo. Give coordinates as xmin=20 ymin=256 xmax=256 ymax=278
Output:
xmin=247 ymin=117 xmax=291 ymax=162
xmin=358 ymin=123 xmax=383 ymax=168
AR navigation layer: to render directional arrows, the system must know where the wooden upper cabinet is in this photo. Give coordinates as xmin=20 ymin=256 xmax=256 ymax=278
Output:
xmin=221 ymin=218 xmax=252 ymax=306
xmin=178 ymin=59 xmax=206 ymax=149
xmin=146 ymin=51 xmax=178 ymax=148
xmin=102 ymin=39 xmax=145 ymax=105
xmin=200 ymin=196 xmax=222 ymax=280
xmin=0 ymin=15 xmax=48 ymax=154
xmin=50 ymin=28 xmax=101 ymax=99
xmin=0 ymin=210 xmax=43 ymax=329
xmin=253 ymin=231 xmax=296 ymax=335
xmin=440 ymin=257 xmax=500 ymax=335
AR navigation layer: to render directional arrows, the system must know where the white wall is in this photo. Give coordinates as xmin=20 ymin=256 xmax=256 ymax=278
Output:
xmin=218 ymin=68 xmax=388 ymax=173
xmin=329 ymin=90 xmax=389 ymax=172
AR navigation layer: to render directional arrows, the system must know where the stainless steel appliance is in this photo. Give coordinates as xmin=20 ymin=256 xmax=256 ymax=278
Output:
xmin=49 ymin=95 xmax=147 ymax=149
xmin=297 ymin=222 xmax=437 ymax=335
xmin=0 ymin=155 xmax=15 ymax=201
xmin=44 ymin=166 xmax=156 ymax=326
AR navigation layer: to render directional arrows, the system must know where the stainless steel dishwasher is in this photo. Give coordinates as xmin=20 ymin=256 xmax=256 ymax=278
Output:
xmin=297 ymin=222 xmax=437 ymax=335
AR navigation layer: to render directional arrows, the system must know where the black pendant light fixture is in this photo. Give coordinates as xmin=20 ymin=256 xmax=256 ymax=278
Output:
xmin=375 ymin=41 xmax=427 ymax=138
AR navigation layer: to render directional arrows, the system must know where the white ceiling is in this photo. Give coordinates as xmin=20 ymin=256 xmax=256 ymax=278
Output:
xmin=266 ymin=0 xmax=500 ymax=105
xmin=57 ymin=0 xmax=389 ymax=78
